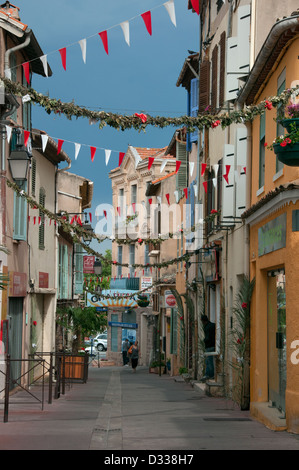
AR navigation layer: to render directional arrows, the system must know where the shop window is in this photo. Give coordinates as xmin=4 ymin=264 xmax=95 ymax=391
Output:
xmin=292 ymin=210 xmax=299 ymax=232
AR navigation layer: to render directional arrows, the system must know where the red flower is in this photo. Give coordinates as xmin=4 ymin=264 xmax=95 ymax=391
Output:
xmin=180 ymin=316 xmax=184 ymax=321
xmin=135 ymin=113 xmax=147 ymax=123
xmin=138 ymin=238 xmax=143 ymax=244
xmin=265 ymin=100 xmax=273 ymax=110
xmin=210 ymin=209 xmax=218 ymax=214
xmin=280 ymin=140 xmax=287 ymax=147
xmin=242 ymin=302 xmax=247 ymax=309
xmin=285 ymin=138 xmax=292 ymax=144
xmin=211 ymin=120 xmax=221 ymax=128
xmin=264 ymin=142 xmax=268 ymax=147
xmin=33 ymin=321 xmax=37 ymax=326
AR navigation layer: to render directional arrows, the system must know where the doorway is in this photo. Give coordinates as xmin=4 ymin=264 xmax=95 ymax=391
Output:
xmin=267 ymin=269 xmax=286 ymax=413
xmin=8 ymin=298 xmax=24 ymax=389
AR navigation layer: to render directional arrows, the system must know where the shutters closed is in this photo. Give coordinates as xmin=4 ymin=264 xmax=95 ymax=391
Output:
xmin=219 ymin=31 xmax=226 ymax=108
xmin=190 ymin=78 xmax=199 ymax=143
xmin=176 ymin=141 xmax=188 ymax=190
xmin=199 ymin=59 xmax=210 ymax=112
xmin=211 ymin=45 xmax=218 ymax=112
xmin=235 ymin=127 xmax=247 ymax=217
xmin=222 ymin=145 xmax=235 ymax=220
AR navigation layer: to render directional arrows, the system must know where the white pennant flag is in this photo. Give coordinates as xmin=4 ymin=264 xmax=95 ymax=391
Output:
xmin=105 ymin=149 xmax=111 ymax=165
xmin=164 ymin=0 xmax=176 ymax=27
xmin=41 ymin=134 xmax=48 ymax=153
xmin=212 ymin=164 xmax=219 ymax=177
xmin=193 ymin=184 xmax=198 ymax=197
xmin=174 ymin=190 xmax=179 ymax=203
xmin=40 ymin=55 xmax=49 ymax=77
xmin=189 ymin=161 xmax=194 ymax=177
xmin=79 ymin=39 xmax=87 ymax=63
xmin=157 ymin=196 xmax=162 ymax=205
xmin=6 ymin=125 xmax=12 ymax=143
xmin=134 ymin=154 xmax=142 ymax=169
xmin=160 ymin=160 xmax=167 ymax=173
xmin=74 ymin=143 xmax=81 ymax=160
xmin=120 ymin=21 xmax=130 ymax=46
xmin=212 ymin=178 xmax=217 ymax=188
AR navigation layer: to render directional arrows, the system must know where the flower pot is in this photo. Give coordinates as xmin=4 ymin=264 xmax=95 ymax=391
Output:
xmin=273 ymin=142 xmax=299 ymax=167
xmin=280 ymin=118 xmax=299 ymax=133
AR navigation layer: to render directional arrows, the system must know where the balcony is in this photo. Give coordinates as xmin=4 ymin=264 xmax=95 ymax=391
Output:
xmin=110 ymin=277 xmax=140 ymax=291
xmin=148 ymin=241 xmax=160 ymax=257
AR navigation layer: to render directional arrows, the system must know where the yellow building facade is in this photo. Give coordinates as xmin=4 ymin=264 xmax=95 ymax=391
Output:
xmin=239 ymin=23 xmax=299 ymax=432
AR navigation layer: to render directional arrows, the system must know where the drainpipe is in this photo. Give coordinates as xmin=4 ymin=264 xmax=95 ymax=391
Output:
xmin=4 ymin=30 xmax=32 ymax=79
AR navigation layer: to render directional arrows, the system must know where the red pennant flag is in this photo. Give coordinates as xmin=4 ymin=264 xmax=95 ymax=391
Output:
xmin=148 ymin=157 xmax=154 ymax=170
xmin=57 ymin=139 xmax=64 ymax=155
xmin=24 ymin=130 xmax=30 ymax=147
xmin=223 ymin=165 xmax=231 ymax=184
xmin=190 ymin=0 xmax=200 ymax=15
xmin=33 ymin=216 xmax=36 ymax=225
xmin=77 ymin=217 xmax=82 ymax=226
xmin=104 ymin=210 xmax=107 ymax=219
xmin=90 ymin=146 xmax=96 ymax=162
xmin=99 ymin=31 xmax=109 ymax=55
xmin=70 ymin=216 xmax=75 ymax=225
xmin=89 ymin=213 xmax=92 ymax=223
xmin=243 ymin=167 xmax=247 ymax=174
xmin=59 ymin=48 xmax=67 ymax=70
xmin=166 ymin=193 xmax=170 ymax=205
xmin=132 ymin=203 xmax=136 ymax=213
xmin=176 ymin=161 xmax=181 ymax=173
xmin=119 ymin=152 xmax=125 ymax=167
xmin=201 ymin=163 xmax=207 ymax=176
xmin=141 ymin=11 xmax=152 ymax=35
xmin=22 ymin=62 xmax=30 ymax=84
xmin=149 ymin=198 xmax=152 ymax=205
xmin=117 ymin=207 xmax=121 ymax=216
xmin=184 ymin=188 xmax=188 ymax=199
xmin=203 ymin=181 xmax=208 ymax=194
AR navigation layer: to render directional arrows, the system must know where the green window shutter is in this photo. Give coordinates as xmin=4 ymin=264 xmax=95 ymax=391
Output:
xmin=13 ymin=181 xmax=27 ymax=241
xmin=74 ymin=244 xmax=83 ymax=295
xmin=31 ymin=158 xmax=36 ymax=197
xmin=38 ymin=188 xmax=45 ymax=250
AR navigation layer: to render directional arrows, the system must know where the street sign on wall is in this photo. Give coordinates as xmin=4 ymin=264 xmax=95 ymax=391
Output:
xmin=83 ymin=255 xmax=95 ymax=273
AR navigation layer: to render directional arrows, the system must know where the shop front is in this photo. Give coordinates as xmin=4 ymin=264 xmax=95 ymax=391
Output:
xmin=246 ymin=191 xmax=299 ymax=433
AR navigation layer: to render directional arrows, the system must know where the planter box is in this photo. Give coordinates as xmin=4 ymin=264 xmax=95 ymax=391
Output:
xmin=60 ymin=354 xmax=88 ymax=382
xmin=273 ymin=142 xmax=299 ymax=167
xmin=280 ymin=118 xmax=299 ymax=133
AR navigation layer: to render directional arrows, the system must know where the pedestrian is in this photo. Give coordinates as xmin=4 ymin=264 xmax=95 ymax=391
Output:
xmin=122 ymin=338 xmax=130 ymax=366
xmin=201 ymin=314 xmax=215 ymax=381
xmin=130 ymin=341 xmax=139 ymax=373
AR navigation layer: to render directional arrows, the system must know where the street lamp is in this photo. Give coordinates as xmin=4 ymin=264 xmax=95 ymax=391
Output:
xmin=94 ymin=258 xmax=102 ymax=276
xmin=8 ymin=143 xmax=31 ymax=183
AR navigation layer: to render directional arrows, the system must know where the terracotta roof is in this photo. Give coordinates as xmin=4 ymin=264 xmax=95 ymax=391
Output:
xmin=151 ymin=171 xmax=176 ymax=185
xmin=132 ymin=146 xmax=169 ymax=160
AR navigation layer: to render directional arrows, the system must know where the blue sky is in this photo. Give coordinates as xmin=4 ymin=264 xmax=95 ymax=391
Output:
xmin=17 ymin=0 xmax=199 ymax=254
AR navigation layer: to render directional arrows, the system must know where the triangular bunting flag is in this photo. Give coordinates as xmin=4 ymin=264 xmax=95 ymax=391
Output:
xmin=157 ymin=196 xmax=161 ymax=204
xmin=189 ymin=161 xmax=194 ymax=177
xmin=132 ymin=203 xmax=136 ymax=213
xmin=148 ymin=157 xmax=154 ymax=170
xmin=160 ymin=160 xmax=167 ymax=173
xmin=201 ymin=163 xmax=207 ymax=176
xmin=141 ymin=11 xmax=152 ymax=36
xmin=22 ymin=62 xmax=30 ymax=85
xmin=79 ymin=39 xmax=87 ymax=63
xmin=120 ymin=21 xmax=130 ymax=46
xmin=203 ymin=181 xmax=208 ymax=193
xmin=57 ymin=139 xmax=64 ymax=155
xmin=164 ymin=0 xmax=176 ymax=27
xmin=223 ymin=165 xmax=231 ymax=184
xmin=166 ymin=193 xmax=170 ymax=205
xmin=119 ymin=152 xmax=125 ymax=167
xmin=105 ymin=149 xmax=111 ymax=165
xmin=74 ymin=143 xmax=81 ymax=160
xmin=190 ymin=0 xmax=200 ymax=15
xmin=104 ymin=210 xmax=107 ymax=219
xmin=243 ymin=167 xmax=247 ymax=174
xmin=184 ymin=188 xmax=188 ymax=199
xmin=41 ymin=134 xmax=48 ymax=153
xmin=40 ymin=55 xmax=49 ymax=77
xmin=90 ymin=146 xmax=96 ymax=162
xmin=174 ymin=190 xmax=179 ymax=203
xmin=99 ymin=31 xmax=109 ymax=55
xmin=176 ymin=160 xmax=181 ymax=173
xmin=117 ymin=207 xmax=121 ymax=216
xmin=59 ymin=48 xmax=67 ymax=70
xmin=24 ymin=130 xmax=30 ymax=147
xmin=193 ymin=184 xmax=198 ymax=197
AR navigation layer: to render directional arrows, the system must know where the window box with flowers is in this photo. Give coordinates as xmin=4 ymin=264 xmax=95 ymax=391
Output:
xmin=269 ymin=103 xmax=299 ymax=166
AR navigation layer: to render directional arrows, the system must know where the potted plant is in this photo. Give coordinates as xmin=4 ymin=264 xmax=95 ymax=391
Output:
xmin=268 ymin=119 xmax=299 ymax=167
xmin=137 ymin=294 xmax=150 ymax=307
xmin=280 ymin=102 xmax=299 ymax=132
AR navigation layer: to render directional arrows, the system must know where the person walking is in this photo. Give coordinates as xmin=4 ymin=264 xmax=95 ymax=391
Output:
xmin=201 ymin=315 xmax=215 ymax=380
xmin=122 ymin=338 xmax=130 ymax=366
xmin=130 ymin=341 xmax=139 ymax=373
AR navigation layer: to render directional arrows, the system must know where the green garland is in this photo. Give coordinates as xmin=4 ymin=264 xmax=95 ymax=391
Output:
xmin=2 ymin=76 xmax=298 ymax=132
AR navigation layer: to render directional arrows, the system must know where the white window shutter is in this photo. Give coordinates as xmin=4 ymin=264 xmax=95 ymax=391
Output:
xmin=237 ymin=4 xmax=251 ymax=77
xmin=222 ymin=144 xmax=235 ymax=221
xmin=235 ymin=127 xmax=247 ymax=217
xmin=225 ymin=37 xmax=239 ymax=102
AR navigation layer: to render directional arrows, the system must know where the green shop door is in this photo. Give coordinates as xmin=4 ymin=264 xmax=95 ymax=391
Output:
xmin=8 ymin=298 xmax=24 ymax=390
xmin=267 ymin=269 xmax=286 ymax=414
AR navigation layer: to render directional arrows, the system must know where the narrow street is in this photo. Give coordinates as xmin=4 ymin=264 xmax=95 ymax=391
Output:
xmin=1 ymin=365 xmax=299 ymax=452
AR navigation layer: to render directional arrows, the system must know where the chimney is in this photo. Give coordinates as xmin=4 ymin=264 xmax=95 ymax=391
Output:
xmin=1 ymin=2 xmax=21 ymax=20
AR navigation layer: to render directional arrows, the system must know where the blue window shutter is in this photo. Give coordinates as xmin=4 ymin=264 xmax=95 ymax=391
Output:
xmin=13 ymin=181 xmax=27 ymax=241
xmin=190 ymin=78 xmax=199 ymax=143
xmin=74 ymin=244 xmax=83 ymax=295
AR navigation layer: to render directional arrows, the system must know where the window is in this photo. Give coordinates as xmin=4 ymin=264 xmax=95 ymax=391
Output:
xmin=144 ymin=244 xmax=150 ymax=274
xmin=129 ymin=244 xmax=135 ymax=276
xmin=31 ymin=158 xmax=36 ymax=197
xmin=176 ymin=142 xmax=188 ymax=190
xmin=117 ymin=246 xmax=122 ymax=277
xmin=39 ymin=188 xmax=46 ymax=250
xmin=131 ymin=184 xmax=137 ymax=205
xmin=259 ymin=113 xmax=266 ymax=189
xmin=13 ymin=181 xmax=27 ymax=241
xmin=211 ymin=45 xmax=218 ymax=112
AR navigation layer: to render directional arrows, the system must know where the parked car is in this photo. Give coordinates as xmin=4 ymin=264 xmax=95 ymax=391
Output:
xmin=92 ymin=332 xmax=107 ymax=351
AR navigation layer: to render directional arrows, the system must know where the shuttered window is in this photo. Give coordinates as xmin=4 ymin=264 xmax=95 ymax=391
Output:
xmin=211 ymin=45 xmax=218 ymax=113
xmin=74 ymin=244 xmax=83 ymax=295
xmin=13 ymin=181 xmax=27 ymax=241
xmin=176 ymin=141 xmax=188 ymax=190
xmin=219 ymin=31 xmax=226 ymax=108
xmin=31 ymin=158 xmax=36 ymax=197
xmin=190 ymin=78 xmax=199 ymax=143
xmin=199 ymin=59 xmax=210 ymax=113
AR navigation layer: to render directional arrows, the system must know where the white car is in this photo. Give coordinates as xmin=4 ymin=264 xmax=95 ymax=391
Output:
xmin=92 ymin=333 xmax=107 ymax=351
